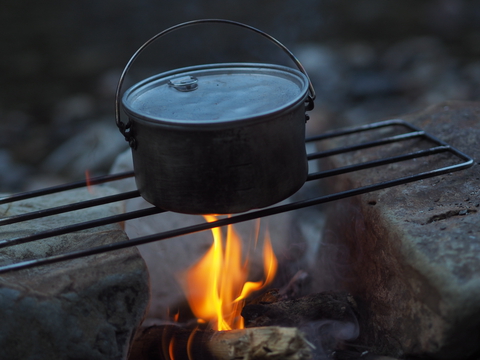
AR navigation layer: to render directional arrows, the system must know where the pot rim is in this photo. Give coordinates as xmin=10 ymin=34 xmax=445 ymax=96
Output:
xmin=121 ymin=62 xmax=309 ymax=129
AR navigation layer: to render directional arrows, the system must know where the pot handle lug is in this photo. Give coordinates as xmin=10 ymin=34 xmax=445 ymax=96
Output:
xmin=115 ymin=19 xmax=316 ymax=147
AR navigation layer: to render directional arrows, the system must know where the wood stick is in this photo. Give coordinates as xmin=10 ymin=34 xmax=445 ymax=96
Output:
xmin=209 ymin=326 xmax=313 ymax=360
xmin=128 ymin=325 xmax=313 ymax=360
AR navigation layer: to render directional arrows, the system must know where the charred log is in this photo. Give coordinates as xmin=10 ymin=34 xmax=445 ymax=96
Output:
xmin=242 ymin=291 xmax=358 ymax=328
xmin=242 ymin=291 xmax=360 ymax=358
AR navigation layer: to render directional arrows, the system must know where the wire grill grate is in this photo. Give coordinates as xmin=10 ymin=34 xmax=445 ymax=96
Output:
xmin=0 ymin=119 xmax=473 ymax=273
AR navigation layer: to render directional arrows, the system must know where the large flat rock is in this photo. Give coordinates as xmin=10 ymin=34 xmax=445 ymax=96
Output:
xmin=0 ymin=186 xmax=150 ymax=360
xmin=313 ymin=101 xmax=480 ymax=359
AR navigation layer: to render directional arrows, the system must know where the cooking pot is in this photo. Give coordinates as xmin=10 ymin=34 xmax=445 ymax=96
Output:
xmin=115 ymin=19 xmax=315 ymax=214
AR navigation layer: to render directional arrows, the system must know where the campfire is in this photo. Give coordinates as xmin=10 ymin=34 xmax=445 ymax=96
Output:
xmin=128 ymin=215 xmax=358 ymax=360
xmin=130 ymin=217 xmax=316 ymax=360
xmin=0 ymin=114 xmax=475 ymax=360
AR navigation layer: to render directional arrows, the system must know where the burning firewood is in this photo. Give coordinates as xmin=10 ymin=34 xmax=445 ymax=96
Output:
xmin=209 ymin=327 xmax=313 ymax=360
xmin=128 ymin=325 xmax=313 ymax=360
xmin=241 ymin=291 xmax=358 ymax=328
xmin=129 ymin=291 xmax=359 ymax=360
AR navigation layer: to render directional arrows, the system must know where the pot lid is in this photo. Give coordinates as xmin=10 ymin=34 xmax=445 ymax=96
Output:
xmin=122 ymin=63 xmax=309 ymax=124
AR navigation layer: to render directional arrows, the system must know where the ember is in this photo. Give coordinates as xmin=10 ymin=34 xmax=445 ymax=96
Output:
xmin=85 ymin=169 xmax=94 ymax=193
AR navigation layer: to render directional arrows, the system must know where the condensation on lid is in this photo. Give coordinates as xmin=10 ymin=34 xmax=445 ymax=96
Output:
xmin=122 ymin=63 xmax=309 ymax=123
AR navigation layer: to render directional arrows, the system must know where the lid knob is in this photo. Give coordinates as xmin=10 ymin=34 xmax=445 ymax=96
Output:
xmin=168 ymin=76 xmax=198 ymax=92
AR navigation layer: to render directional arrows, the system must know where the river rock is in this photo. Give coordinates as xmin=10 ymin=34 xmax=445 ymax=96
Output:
xmin=0 ymin=186 xmax=150 ymax=360
xmin=313 ymin=101 xmax=480 ymax=359
xmin=41 ymin=120 xmax=129 ymax=179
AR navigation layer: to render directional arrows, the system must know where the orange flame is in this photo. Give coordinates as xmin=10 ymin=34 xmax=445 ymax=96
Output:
xmin=168 ymin=337 xmax=175 ymax=360
xmin=187 ymin=327 xmax=199 ymax=360
xmin=85 ymin=170 xmax=94 ymax=194
xmin=180 ymin=216 xmax=277 ymax=331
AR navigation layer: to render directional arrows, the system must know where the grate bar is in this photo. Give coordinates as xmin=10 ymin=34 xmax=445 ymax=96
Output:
xmin=306 ymin=145 xmax=450 ymax=181
xmin=0 ymin=119 xmax=474 ymax=273
xmin=306 ymin=118 xmax=410 ymax=142
xmin=0 ymin=190 xmax=140 ymax=226
xmin=0 ymin=171 xmax=135 ymax=205
xmin=307 ymin=130 xmax=425 ymax=160
xmin=0 ymin=206 xmax=164 ymax=249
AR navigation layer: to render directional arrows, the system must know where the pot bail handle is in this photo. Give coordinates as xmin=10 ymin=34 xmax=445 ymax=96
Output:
xmin=115 ymin=18 xmax=316 ymax=148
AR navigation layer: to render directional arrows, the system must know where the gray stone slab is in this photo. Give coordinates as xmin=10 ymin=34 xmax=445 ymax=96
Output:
xmin=0 ymin=186 xmax=150 ymax=360
xmin=313 ymin=101 xmax=480 ymax=359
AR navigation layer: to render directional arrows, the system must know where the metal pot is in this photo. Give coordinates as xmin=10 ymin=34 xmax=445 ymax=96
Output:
xmin=115 ymin=19 xmax=315 ymax=214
